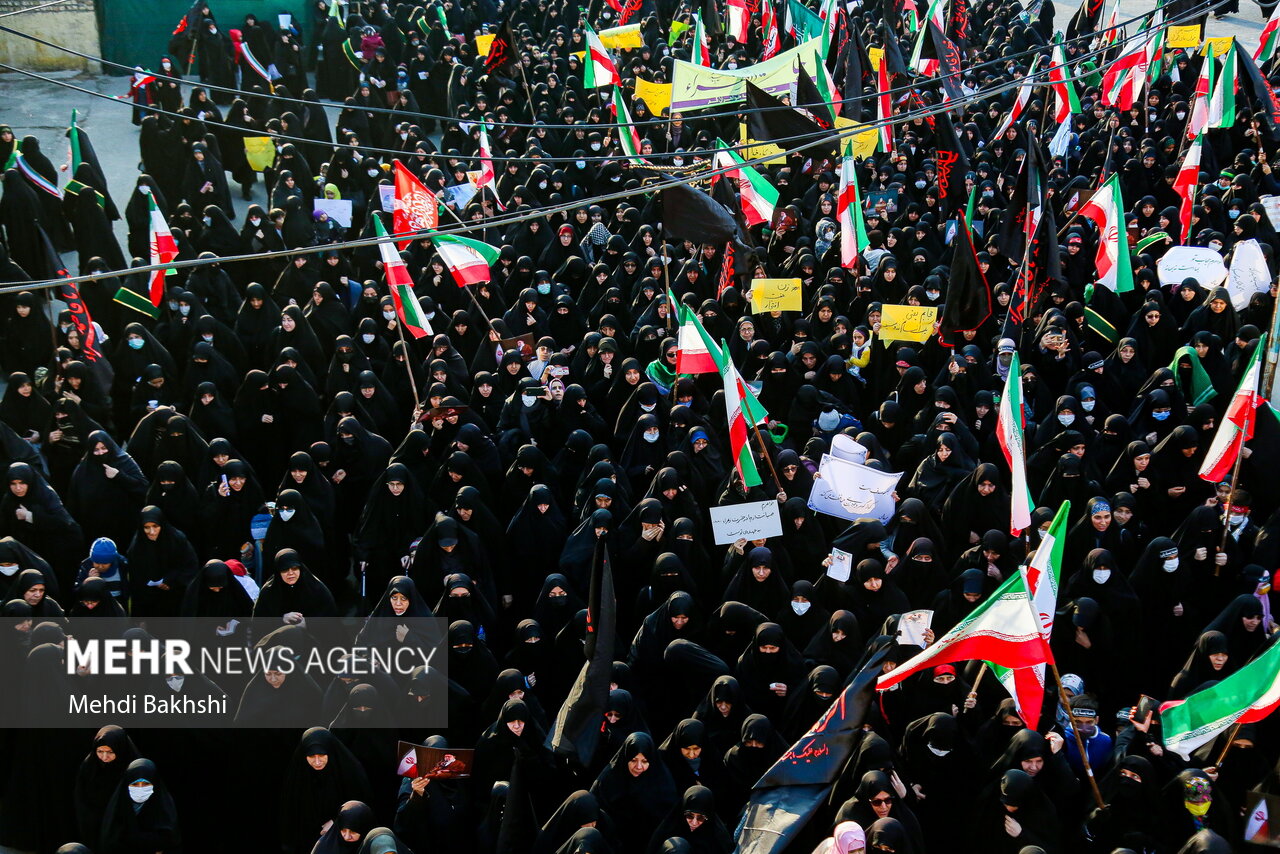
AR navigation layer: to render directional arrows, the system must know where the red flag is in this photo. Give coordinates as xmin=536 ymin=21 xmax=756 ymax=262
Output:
xmin=392 ymin=160 xmax=439 ymax=250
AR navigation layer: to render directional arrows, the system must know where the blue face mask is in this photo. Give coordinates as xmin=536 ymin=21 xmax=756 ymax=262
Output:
xmin=128 ymin=338 xmax=145 ymax=350
xmin=1152 ymin=410 xmax=1171 ymax=421
xmin=536 ymin=283 xmax=551 ymax=295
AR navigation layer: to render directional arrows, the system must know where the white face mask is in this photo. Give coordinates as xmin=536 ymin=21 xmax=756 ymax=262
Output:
xmin=1210 ymin=241 xmax=1224 ymax=251
xmin=128 ymin=784 xmax=154 ymax=804
xmin=1176 ymin=111 xmax=1187 ymax=120
xmin=1162 ymin=557 xmax=1179 ymax=573
xmin=279 ymin=508 xmax=296 ymax=521
xmin=166 ymin=675 xmax=185 ymax=692
xmin=0 ymin=563 xmax=16 ymax=576
xmin=1081 ymin=399 xmax=1095 ymax=411
xmin=1230 ymin=513 xmax=1246 ymax=525
xmin=642 ymin=430 xmax=660 ymax=443
xmin=202 ymin=334 xmax=214 ymax=342
xmin=590 ymin=143 xmax=602 ymax=151
xmin=1092 ymin=569 xmax=1111 ymax=584
xmin=1058 ymin=413 xmax=1075 ymax=426
xmin=576 ymin=160 xmax=586 ymax=169
xmin=790 ymin=601 xmax=811 ymax=616
xmin=250 ymin=217 xmax=261 ymax=226
xmin=639 ymin=402 xmax=657 ymax=412
xmin=367 ymin=169 xmax=379 ymax=177
xmin=927 ymin=744 xmax=951 ymax=757
xmin=915 ymin=180 xmax=927 ymax=189
xmin=178 ymin=305 xmax=191 ymax=316
xmin=521 ymin=394 xmax=538 ymax=408
xmin=382 ymin=310 xmax=396 ymax=321
xmin=203 ymin=216 xmax=212 ymax=226
xmin=362 ymin=333 xmax=376 ymax=344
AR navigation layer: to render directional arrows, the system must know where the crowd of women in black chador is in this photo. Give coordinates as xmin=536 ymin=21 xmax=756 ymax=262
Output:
xmin=7 ymin=0 xmax=1280 ymax=851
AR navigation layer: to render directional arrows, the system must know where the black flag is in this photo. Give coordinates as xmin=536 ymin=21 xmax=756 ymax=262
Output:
xmin=879 ymin=21 xmax=909 ymax=76
xmin=840 ymin=24 xmax=866 ymax=122
xmin=997 ymin=144 xmax=1047 ymax=264
xmin=932 ymin=110 xmax=971 ymax=218
xmin=735 ymin=646 xmax=889 ymax=853
xmin=546 ymin=540 xmax=615 ymax=769
xmin=1238 ymin=47 xmax=1280 ymax=141
xmin=744 ymin=82 xmax=834 ymax=158
xmin=795 ymin=67 xmax=834 ymax=129
xmin=660 ymin=183 xmax=742 ymax=246
xmin=482 ymin=19 xmax=517 ymax=76
xmin=927 ymin=22 xmax=965 ymax=103
xmin=939 ymin=214 xmax=992 ymax=347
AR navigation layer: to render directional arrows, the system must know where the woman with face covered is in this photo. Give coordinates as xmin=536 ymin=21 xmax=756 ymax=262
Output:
xmin=74 ymin=726 xmax=141 ymax=852
xmin=353 ymin=463 xmax=425 ymax=598
xmin=98 ymin=757 xmax=181 ymax=854
xmin=833 ymin=770 xmax=925 ymax=854
xmin=969 ymin=769 xmax=1060 ymax=854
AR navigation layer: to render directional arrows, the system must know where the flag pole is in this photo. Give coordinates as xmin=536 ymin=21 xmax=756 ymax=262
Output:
xmin=1213 ymin=719 xmax=1246 ymax=767
xmin=437 ymin=201 xmax=501 ymax=338
xmin=393 ymin=315 xmax=423 ymax=419
xmin=1050 ymin=661 xmax=1105 ymax=809
xmin=1056 ymin=124 xmax=1117 ymax=239
xmin=750 ymin=416 xmax=785 ymax=497
xmin=1217 ymin=390 xmax=1252 ymax=560
xmin=964 ymin=662 xmax=987 ymax=712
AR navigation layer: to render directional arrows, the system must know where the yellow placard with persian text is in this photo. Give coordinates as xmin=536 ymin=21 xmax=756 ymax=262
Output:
xmin=750 ymin=278 xmax=802 ymax=312
xmin=600 ymin=24 xmax=644 ymax=49
xmin=1201 ymin=36 xmax=1233 ymax=56
xmin=476 ymin=33 xmax=495 ymax=55
xmin=634 ymin=77 xmax=673 ymax=114
xmin=880 ymin=305 xmax=938 ymax=344
xmin=835 ymin=117 xmax=880 ymax=159
xmin=243 ymin=136 xmax=276 ymax=172
xmin=1166 ymin=25 xmax=1201 ymax=48
xmin=739 ymin=122 xmax=786 ymax=164
xmin=867 ymin=46 xmax=884 ymax=70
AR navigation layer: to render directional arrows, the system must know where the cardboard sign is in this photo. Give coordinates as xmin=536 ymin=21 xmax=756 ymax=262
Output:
xmin=749 ymin=278 xmax=802 ymax=312
xmin=600 ymin=23 xmax=644 ymax=49
xmin=835 ymin=117 xmax=881 ymax=160
xmin=897 ymin=610 xmax=934 ymax=647
xmin=1227 ymin=238 xmax=1272 ymax=309
xmin=396 ymin=741 xmax=474 ymax=778
xmin=710 ymin=500 xmax=784 ymax=545
xmin=1201 ymin=36 xmax=1233 ymax=56
xmin=868 ymin=46 xmax=884 ymax=70
xmin=243 ymin=136 xmax=275 ymax=172
xmin=826 ymin=547 xmax=852 ymax=582
xmin=879 ymin=304 xmax=938 ymax=344
xmin=313 ymin=198 xmax=352 ymax=228
xmin=1163 ymin=25 xmax=1199 ymax=48
xmin=475 ymin=33 xmax=495 ymax=55
xmin=1157 ymin=245 xmax=1228 ymax=288
xmin=635 ymin=77 xmax=673 ymax=115
xmin=807 ymin=454 xmax=901 ymax=524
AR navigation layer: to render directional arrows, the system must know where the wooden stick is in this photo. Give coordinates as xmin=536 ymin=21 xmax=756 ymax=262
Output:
xmin=1213 ymin=719 xmax=1245 ymax=767
xmin=963 ymin=662 xmax=988 ymax=713
xmin=1051 ymin=661 xmax=1105 ymax=809
xmin=750 ymin=417 xmax=784 ymax=497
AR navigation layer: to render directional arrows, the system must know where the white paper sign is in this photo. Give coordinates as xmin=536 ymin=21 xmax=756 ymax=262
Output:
xmin=313 ymin=198 xmax=352 ymax=227
xmin=826 ymin=547 xmax=853 ymax=582
xmin=897 ymin=610 xmax=934 ymax=648
xmin=1262 ymin=195 xmax=1280 ymax=231
xmin=807 ymin=454 xmax=901 ymax=524
xmin=709 ymin=500 xmax=783 ymax=545
xmin=378 ymin=184 xmax=396 ymax=212
xmin=1157 ymin=245 xmax=1228 ymax=289
xmin=1227 ymin=238 xmax=1272 ymax=310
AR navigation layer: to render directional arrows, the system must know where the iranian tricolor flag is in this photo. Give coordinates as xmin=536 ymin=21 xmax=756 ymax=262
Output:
xmin=669 ymin=289 xmax=718 ymax=374
xmin=431 ymin=231 xmax=501 ymax=287
xmin=908 ymin=0 xmax=945 ymax=74
xmin=761 ymin=0 xmax=781 ymax=59
xmin=1077 ymin=173 xmax=1134 ymax=293
xmin=1048 ymin=39 xmax=1080 ymax=124
xmin=1187 ymin=44 xmax=1213 ymax=139
xmin=1101 ymin=35 xmax=1152 ymax=110
xmin=878 ymin=563 xmax=1053 ymax=692
xmin=1259 ymin=5 xmax=1280 ymax=63
xmin=726 ymin=0 xmax=750 ymax=45
xmin=692 ymin=13 xmax=711 ymax=66
xmin=718 ymin=339 xmax=763 ymax=487
xmin=838 ymin=148 xmax=869 ymax=267
xmin=1162 ymin=627 xmax=1280 ymax=758
xmin=1208 ymin=38 xmax=1238 ymax=130
xmin=995 ymin=350 xmax=1033 ymax=535
xmin=1175 ymin=133 xmax=1204 ymax=244
xmin=876 ymin=59 xmax=894 ymax=153
xmin=992 ymin=58 xmax=1038 ymax=141
xmin=145 ymin=191 xmax=177 ymax=307
xmin=583 ymin=23 xmax=620 ymax=88
xmin=1199 ymin=333 xmax=1264 ymax=482
xmin=613 ymin=87 xmax=645 ymax=165
xmin=988 ymin=502 xmax=1070 ymax=726
xmin=392 ymin=160 xmax=438 ymax=249
xmin=713 ymin=142 xmax=779 ymax=227
xmin=373 ymin=216 xmax=432 ymax=339
xmin=476 ymin=122 xmax=504 ymax=211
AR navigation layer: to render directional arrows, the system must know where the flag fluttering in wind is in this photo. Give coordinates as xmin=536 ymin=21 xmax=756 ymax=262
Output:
xmin=938 ymin=214 xmax=991 ymax=346
xmin=761 ymin=0 xmax=781 ymax=58
xmin=1048 ymin=37 xmax=1081 ymax=124
xmin=670 ymin=291 xmax=718 ymax=374
xmin=145 ymin=191 xmax=177 ymax=308
xmin=992 ymin=58 xmax=1038 ymax=141
xmin=1162 ymin=628 xmax=1280 ymax=758
xmin=1199 ymin=334 xmax=1264 ymax=482
xmin=392 ymin=160 xmax=439 ymax=249
xmin=713 ymin=142 xmax=778 ymax=228
xmin=583 ymin=23 xmax=620 ymax=88
xmin=727 ymin=0 xmax=750 ymax=44
xmin=1175 ymin=133 xmax=1204 ymax=244
xmin=877 ymin=565 xmax=1053 ymax=692
xmin=1208 ymin=38 xmax=1238 ymax=130
xmin=613 ymin=87 xmax=645 ymax=165
xmin=996 ymin=351 xmax=1034 ymax=535
xmin=719 ymin=339 xmax=763 ymax=488
xmin=1077 ymin=173 xmax=1134 ymax=293
xmin=838 ymin=145 xmax=869 ymax=267
xmin=692 ymin=13 xmax=711 ymax=66
xmin=373 ymin=216 xmax=432 ymax=339
xmin=1260 ymin=5 xmax=1280 ymax=63
xmin=430 ymin=232 xmax=501 ymax=288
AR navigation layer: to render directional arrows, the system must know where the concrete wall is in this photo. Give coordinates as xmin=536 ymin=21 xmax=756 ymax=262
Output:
xmin=0 ymin=0 xmax=102 ymax=72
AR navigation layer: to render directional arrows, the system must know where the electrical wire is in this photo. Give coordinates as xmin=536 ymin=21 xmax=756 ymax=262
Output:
xmin=0 ymin=0 xmax=1207 ymax=134
xmin=0 ymin=3 xmax=1212 ymax=169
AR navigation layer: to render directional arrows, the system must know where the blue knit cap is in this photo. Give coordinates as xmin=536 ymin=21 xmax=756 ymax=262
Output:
xmin=90 ymin=538 xmax=117 ymax=563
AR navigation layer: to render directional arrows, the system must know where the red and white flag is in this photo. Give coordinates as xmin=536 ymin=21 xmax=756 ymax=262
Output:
xmin=392 ymin=160 xmax=438 ymax=249
xmin=1200 ymin=335 xmax=1264 ymax=482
